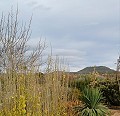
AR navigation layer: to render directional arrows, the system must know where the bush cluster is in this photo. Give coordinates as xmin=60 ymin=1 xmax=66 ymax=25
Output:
xmin=98 ymin=80 xmax=120 ymax=106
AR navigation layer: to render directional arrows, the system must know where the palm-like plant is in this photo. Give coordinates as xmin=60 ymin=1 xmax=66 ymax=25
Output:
xmin=75 ymin=87 xmax=109 ymax=116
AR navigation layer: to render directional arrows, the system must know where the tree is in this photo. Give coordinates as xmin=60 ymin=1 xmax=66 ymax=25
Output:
xmin=0 ymin=9 xmax=46 ymax=73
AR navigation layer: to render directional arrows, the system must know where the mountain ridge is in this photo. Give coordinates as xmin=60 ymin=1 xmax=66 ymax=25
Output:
xmin=71 ymin=66 xmax=115 ymax=74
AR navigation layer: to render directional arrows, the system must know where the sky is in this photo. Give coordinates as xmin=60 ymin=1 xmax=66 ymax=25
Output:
xmin=0 ymin=0 xmax=120 ymax=72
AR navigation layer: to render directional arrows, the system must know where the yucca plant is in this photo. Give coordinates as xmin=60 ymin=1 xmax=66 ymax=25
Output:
xmin=74 ymin=87 xmax=109 ymax=116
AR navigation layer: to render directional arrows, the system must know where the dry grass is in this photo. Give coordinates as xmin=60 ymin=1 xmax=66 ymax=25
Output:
xmin=0 ymin=57 xmax=73 ymax=116
xmin=0 ymin=10 xmax=75 ymax=116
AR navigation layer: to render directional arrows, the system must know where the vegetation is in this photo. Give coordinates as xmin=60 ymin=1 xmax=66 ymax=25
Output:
xmin=70 ymin=74 xmax=109 ymax=116
xmin=75 ymin=87 xmax=108 ymax=116
xmin=0 ymin=9 xmax=119 ymax=116
xmin=0 ymin=10 xmax=72 ymax=115
xmin=98 ymin=79 xmax=120 ymax=106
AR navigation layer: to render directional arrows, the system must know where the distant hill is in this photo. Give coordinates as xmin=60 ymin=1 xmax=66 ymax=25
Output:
xmin=77 ymin=66 xmax=115 ymax=74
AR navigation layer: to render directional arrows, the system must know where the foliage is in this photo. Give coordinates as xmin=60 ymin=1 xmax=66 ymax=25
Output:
xmin=70 ymin=74 xmax=109 ymax=116
xmin=71 ymin=73 xmax=120 ymax=107
xmin=98 ymin=79 xmax=120 ymax=106
xmin=0 ymin=10 xmax=72 ymax=116
xmin=74 ymin=87 xmax=109 ymax=116
xmin=70 ymin=75 xmax=91 ymax=92
xmin=70 ymin=73 xmax=99 ymax=92
xmin=0 ymin=59 xmax=71 ymax=115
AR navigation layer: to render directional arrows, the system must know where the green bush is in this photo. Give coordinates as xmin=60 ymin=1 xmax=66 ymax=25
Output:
xmin=99 ymin=80 xmax=120 ymax=106
xmin=70 ymin=74 xmax=120 ymax=106
xmin=69 ymin=75 xmax=91 ymax=91
xmin=71 ymin=75 xmax=109 ymax=116
xmin=74 ymin=87 xmax=109 ymax=116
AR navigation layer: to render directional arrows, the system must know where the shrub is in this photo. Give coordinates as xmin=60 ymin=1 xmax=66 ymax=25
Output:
xmin=69 ymin=75 xmax=91 ymax=92
xmin=74 ymin=87 xmax=109 ymax=116
xmin=99 ymin=80 xmax=120 ymax=106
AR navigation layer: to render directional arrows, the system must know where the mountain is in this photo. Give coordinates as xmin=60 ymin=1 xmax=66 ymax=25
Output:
xmin=77 ymin=66 xmax=115 ymax=74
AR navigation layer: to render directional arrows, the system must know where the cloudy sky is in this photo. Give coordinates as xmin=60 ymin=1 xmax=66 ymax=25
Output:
xmin=0 ymin=0 xmax=120 ymax=72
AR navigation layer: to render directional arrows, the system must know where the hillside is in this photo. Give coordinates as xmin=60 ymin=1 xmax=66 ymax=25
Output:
xmin=77 ymin=66 xmax=115 ymax=74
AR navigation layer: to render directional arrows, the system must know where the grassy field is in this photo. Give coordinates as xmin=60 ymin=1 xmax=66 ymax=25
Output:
xmin=0 ymin=10 xmax=119 ymax=116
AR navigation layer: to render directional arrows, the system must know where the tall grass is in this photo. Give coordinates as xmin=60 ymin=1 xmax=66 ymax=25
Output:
xmin=0 ymin=56 xmax=71 ymax=116
xmin=0 ymin=9 xmax=72 ymax=116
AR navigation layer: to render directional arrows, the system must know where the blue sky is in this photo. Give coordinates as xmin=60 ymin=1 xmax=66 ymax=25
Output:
xmin=0 ymin=0 xmax=120 ymax=71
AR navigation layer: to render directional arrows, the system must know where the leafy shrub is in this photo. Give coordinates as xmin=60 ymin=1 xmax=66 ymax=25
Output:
xmin=70 ymin=75 xmax=109 ymax=116
xmin=70 ymin=74 xmax=120 ymax=106
xmin=69 ymin=75 xmax=91 ymax=91
xmin=99 ymin=80 xmax=120 ymax=106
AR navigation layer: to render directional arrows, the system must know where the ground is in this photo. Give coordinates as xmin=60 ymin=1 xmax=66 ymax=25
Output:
xmin=109 ymin=106 xmax=120 ymax=116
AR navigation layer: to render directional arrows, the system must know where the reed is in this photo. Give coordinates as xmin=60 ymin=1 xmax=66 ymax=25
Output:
xmin=0 ymin=9 xmax=72 ymax=116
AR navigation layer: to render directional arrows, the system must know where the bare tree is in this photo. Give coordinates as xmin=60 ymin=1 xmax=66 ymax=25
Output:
xmin=0 ymin=9 xmax=46 ymax=73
